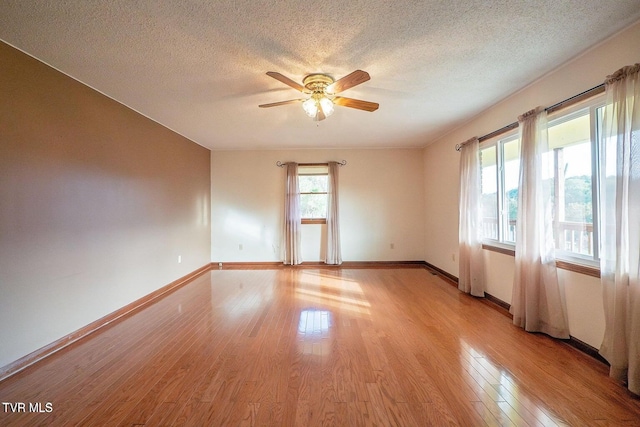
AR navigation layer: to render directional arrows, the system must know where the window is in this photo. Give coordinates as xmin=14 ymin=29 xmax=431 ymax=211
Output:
xmin=298 ymin=165 xmax=328 ymax=224
xmin=547 ymin=104 xmax=600 ymax=261
xmin=480 ymin=145 xmax=498 ymax=239
xmin=479 ymin=95 xmax=603 ymax=266
xmin=480 ymin=134 xmax=520 ymax=244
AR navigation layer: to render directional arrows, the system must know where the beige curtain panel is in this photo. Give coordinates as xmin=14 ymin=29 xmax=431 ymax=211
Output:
xmin=458 ymin=137 xmax=485 ymax=297
xmin=283 ymin=162 xmax=302 ymax=265
xmin=598 ymin=63 xmax=640 ymax=395
xmin=510 ymin=107 xmax=570 ymax=339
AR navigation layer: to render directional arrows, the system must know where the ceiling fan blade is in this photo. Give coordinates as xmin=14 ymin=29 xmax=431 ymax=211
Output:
xmin=259 ymin=99 xmax=304 ymax=108
xmin=266 ymin=72 xmax=306 ymax=92
xmin=333 ymin=96 xmax=379 ymax=112
xmin=326 ymin=70 xmax=370 ymax=94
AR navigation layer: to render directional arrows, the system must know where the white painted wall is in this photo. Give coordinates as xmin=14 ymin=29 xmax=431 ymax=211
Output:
xmin=211 ymin=148 xmax=426 ymax=263
xmin=423 ymin=20 xmax=640 ymax=348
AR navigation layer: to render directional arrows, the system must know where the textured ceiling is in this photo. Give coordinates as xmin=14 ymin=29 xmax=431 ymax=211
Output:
xmin=2 ymin=1 xmax=640 ymax=151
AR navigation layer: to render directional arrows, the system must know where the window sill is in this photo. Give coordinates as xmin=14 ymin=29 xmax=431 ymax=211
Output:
xmin=481 ymin=243 xmax=601 ymax=278
xmin=302 ymin=219 xmax=326 ymax=225
xmin=481 ymin=242 xmax=515 ymax=257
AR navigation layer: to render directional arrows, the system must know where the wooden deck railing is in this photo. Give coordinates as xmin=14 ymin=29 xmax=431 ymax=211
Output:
xmin=481 ymin=218 xmax=594 ymax=256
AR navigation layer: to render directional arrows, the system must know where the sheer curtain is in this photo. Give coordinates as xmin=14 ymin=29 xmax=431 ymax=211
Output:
xmin=599 ymin=64 xmax=640 ymax=395
xmin=325 ymin=161 xmax=342 ymax=265
xmin=284 ymin=162 xmax=302 ymax=265
xmin=458 ymin=137 xmax=485 ymax=297
xmin=510 ymin=107 xmax=570 ymax=339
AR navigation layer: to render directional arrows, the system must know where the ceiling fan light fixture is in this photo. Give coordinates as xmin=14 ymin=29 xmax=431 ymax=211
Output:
xmin=319 ymin=97 xmax=334 ymax=117
xmin=302 ymin=98 xmax=318 ymax=117
xmin=302 ymin=95 xmax=334 ymax=120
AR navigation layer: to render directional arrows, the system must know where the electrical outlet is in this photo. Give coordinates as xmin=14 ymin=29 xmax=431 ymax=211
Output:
xmin=178 ymin=255 xmax=182 ymax=264
xmin=451 ymin=253 xmax=456 ymax=262
xmin=239 ymin=244 xmax=243 ymax=250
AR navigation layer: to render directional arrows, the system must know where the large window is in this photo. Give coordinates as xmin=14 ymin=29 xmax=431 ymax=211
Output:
xmin=479 ymin=96 xmax=603 ymax=265
xmin=298 ymin=165 xmax=328 ymax=224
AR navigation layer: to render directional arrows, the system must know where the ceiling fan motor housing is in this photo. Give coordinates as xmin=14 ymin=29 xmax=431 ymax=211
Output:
xmin=303 ymin=74 xmax=335 ymax=95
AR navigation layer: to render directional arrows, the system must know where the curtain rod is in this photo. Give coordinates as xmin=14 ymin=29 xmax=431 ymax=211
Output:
xmin=276 ymin=160 xmax=347 ymax=167
xmin=455 ymin=83 xmax=605 ymax=151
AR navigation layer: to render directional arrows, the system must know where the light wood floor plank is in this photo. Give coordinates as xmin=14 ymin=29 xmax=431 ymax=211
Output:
xmin=1 ymin=268 xmax=639 ymax=426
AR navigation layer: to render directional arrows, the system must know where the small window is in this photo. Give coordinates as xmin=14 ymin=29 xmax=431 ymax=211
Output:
xmin=299 ymin=165 xmax=328 ymax=224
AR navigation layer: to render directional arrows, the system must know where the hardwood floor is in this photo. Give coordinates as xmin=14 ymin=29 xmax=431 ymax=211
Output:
xmin=1 ymin=268 xmax=638 ymax=426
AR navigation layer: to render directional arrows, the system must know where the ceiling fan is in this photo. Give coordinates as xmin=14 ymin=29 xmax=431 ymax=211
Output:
xmin=259 ymin=70 xmax=379 ymax=121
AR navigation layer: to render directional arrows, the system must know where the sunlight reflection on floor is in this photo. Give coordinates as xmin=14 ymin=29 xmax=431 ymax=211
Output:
xmin=296 ymin=270 xmax=371 ymax=316
xmin=297 ymin=309 xmax=333 ymax=356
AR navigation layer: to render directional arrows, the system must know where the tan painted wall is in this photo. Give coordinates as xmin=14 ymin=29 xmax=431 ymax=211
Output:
xmin=211 ymin=148 xmax=426 ymax=263
xmin=0 ymin=42 xmax=211 ymax=367
xmin=423 ymin=20 xmax=640 ymax=347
